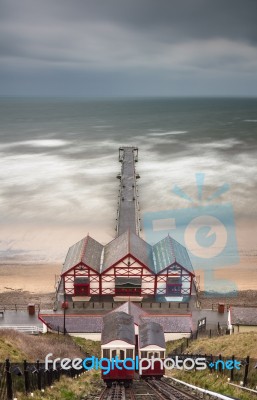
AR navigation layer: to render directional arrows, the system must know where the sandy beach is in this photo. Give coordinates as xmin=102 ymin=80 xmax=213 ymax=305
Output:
xmin=0 ymin=264 xmax=61 ymax=294
xmin=0 ymin=264 xmax=60 ymax=307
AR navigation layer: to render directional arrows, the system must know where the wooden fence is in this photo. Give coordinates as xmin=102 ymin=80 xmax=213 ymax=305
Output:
xmin=169 ymin=323 xmax=230 ymax=357
xmin=0 ymin=359 xmax=85 ymax=400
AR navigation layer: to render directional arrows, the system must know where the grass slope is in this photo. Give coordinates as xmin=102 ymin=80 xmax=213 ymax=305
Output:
xmin=0 ymin=330 xmax=100 ymax=362
xmin=166 ymin=333 xmax=257 ymax=400
xmin=175 ymin=332 xmax=257 ymax=358
xmin=18 ymin=370 xmax=103 ymax=400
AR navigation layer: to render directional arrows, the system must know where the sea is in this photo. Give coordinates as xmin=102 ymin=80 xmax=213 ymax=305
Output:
xmin=0 ymin=97 xmax=256 ymax=289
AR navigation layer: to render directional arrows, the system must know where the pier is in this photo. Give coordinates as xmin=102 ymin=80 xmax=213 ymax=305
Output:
xmin=116 ymin=146 xmax=140 ymax=236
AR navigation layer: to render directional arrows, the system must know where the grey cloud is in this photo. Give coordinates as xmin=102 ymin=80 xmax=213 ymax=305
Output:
xmin=2 ymin=0 xmax=256 ymax=42
xmin=0 ymin=0 xmax=257 ymax=96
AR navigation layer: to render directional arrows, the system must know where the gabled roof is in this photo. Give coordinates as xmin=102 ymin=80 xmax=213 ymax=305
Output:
xmin=61 ymin=235 xmax=103 ymax=275
xmin=141 ymin=315 xmax=192 ymax=333
xmin=130 ymin=230 xmax=155 ymax=271
xmin=152 ymin=235 xmax=195 ymax=275
xmin=110 ymin=301 xmax=148 ymax=325
xmin=139 ymin=320 xmax=165 ymax=349
xmin=39 ymin=314 xmax=103 ymax=333
xmin=102 ymin=231 xmax=129 ymax=272
xmin=102 ymin=230 xmax=154 ymax=273
xmin=230 ymin=307 xmax=257 ymax=326
xmin=101 ymin=311 xmax=135 ymax=345
xmin=39 ymin=312 xmax=192 ymax=334
xmin=60 ymin=232 xmax=194 ymax=277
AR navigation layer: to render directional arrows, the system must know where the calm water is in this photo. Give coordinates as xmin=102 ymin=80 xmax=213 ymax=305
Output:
xmin=0 ymin=97 xmax=256 ymax=264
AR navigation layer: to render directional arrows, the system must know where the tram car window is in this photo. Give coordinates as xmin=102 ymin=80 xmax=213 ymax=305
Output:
xmin=138 ymin=320 xmax=166 ymax=379
xmin=101 ymin=311 xmax=135 ymax=387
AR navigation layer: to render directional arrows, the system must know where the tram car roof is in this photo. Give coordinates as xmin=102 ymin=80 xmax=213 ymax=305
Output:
xmin=139 ymin=320 xmax=166 ymax=351
xmin=101 ymin=311 xmax=135 ymax=346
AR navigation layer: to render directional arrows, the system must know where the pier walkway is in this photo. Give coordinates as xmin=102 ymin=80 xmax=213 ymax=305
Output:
xmin=116 ymin=147 xmax=140 ymax=236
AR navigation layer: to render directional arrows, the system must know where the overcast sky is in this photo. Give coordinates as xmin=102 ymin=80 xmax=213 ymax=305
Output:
xmin=1 ymin=0 xmax=257 ymax=97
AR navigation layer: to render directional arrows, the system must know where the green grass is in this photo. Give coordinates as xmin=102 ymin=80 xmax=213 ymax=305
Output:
xmin=0 ymin=335 xmax=27 ymax=362
xmin=166 ymin=338 xmax=186 ymax=355
xmin=2 ymin=330 xmax=257 ymax=399
xmin=0 ymin=330 xmax=100 ymax=362
xmin=167 ymin=371 xmax=255 ymax=400
xmin=71 ymin=337 xmax=101 ymax=358
xmin=166 ymin=332 xmax=257 ymax=358
xmin=0 ymin=330 xmax=103 ymax=399
xmin=17 ymin=370 xmax=103 ymax=400
xmin=165 ymin=333 xmax=257 ymax=399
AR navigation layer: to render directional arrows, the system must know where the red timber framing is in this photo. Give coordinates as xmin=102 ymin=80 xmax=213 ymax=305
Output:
xmin=156 ymin=263 xmax=194 ymax=296
xmin=101 ymin=254 xmax=156 ymax=296
xmin=62 ymin=263 xmax=100 ymax=296
xmin=61 ymin=259 xmax=193 ymax=298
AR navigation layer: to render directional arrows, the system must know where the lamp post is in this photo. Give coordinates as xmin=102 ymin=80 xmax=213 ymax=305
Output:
xmin=63 ymin=292 xmax=66 ymax=335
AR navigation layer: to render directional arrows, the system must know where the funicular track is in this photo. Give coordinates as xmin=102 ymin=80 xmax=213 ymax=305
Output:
xmin=98 ymin=378 xmax=203 ymax=400
xmin=147 ymin=379 xmax=202 ymax=400
xmin=99 ymin=384 xmax=135 ymax=400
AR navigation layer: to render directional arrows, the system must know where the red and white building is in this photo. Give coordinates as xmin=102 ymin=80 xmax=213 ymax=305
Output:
xmin=58 ymin=230 xmax=195 ymax=300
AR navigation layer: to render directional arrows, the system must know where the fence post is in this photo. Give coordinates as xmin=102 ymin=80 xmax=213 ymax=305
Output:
xmin=218 ymin=354 xmax=222 ymax=374
xmin=6 ymin=359 xmax=13 ymax=400
xmin=24 ymin=360 xmax=30 ymax=394
xmin=46 ymin=368 xmax=50 ymax=387
xmin=210 ymin=354 xmax=214 ymax=373
xmin=50 ymin=368 xmax=53 ymax=386
xmin=243 ymin=356 xmax=250 ymax=387
xmin=57 ymin=364 xmax=61 ymax=381
xmin=209 ymin=329 xmax=212 ymax=338
xmin=231 ymin=355 xmax=234 ymax=382
xmin=36 ymin=360 xmax=42 ymax=391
